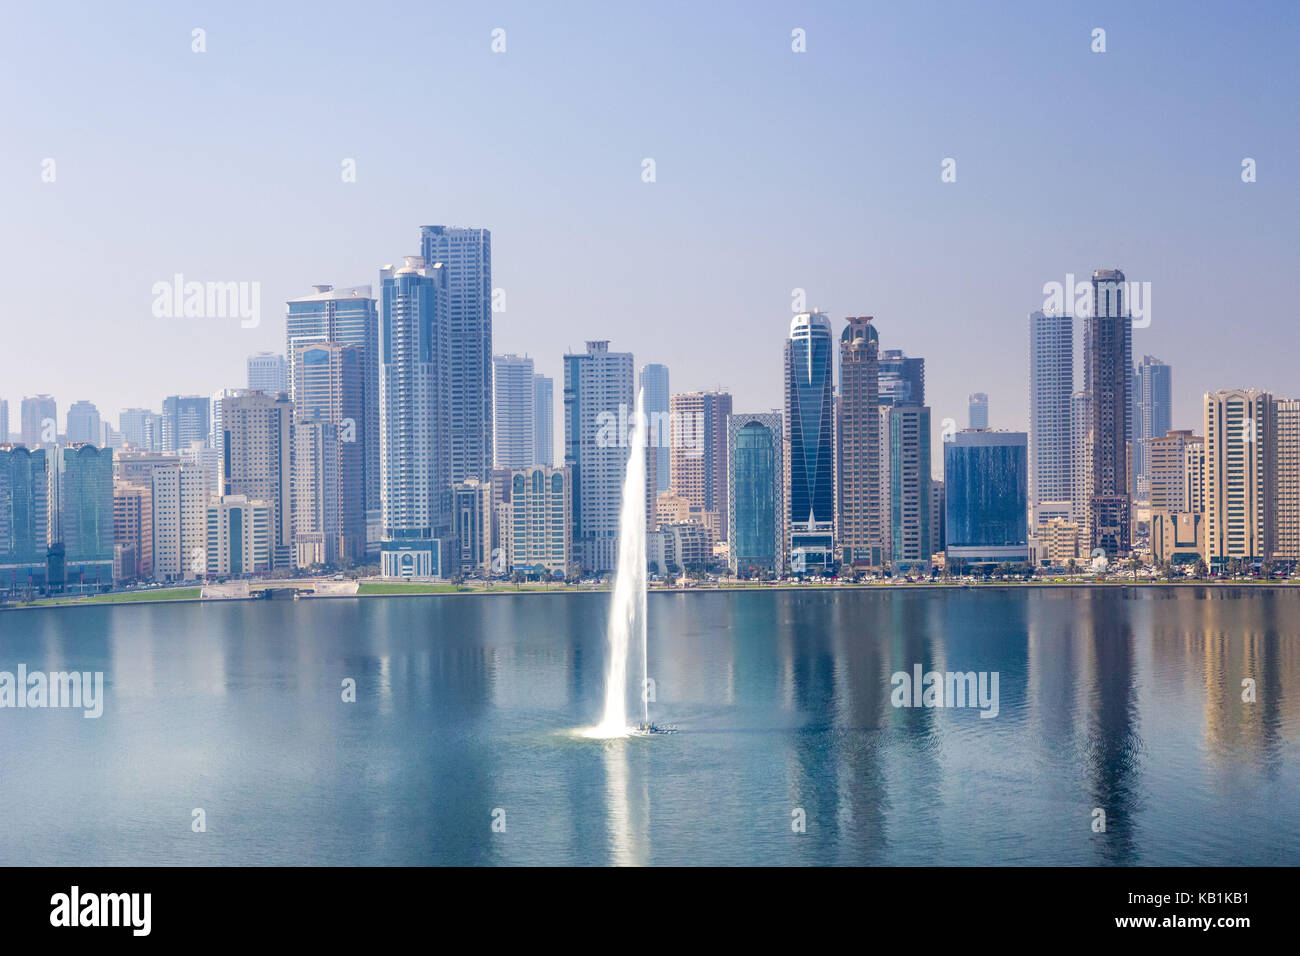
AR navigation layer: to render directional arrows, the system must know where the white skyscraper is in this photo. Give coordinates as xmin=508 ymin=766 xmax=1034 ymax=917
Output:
xmin=492 ymin=354 xmax=535 ymax=470
xmin=151 ymin=461 xmax=210 ymax=582
xmin=247 ymin=352 xmax=288 ymax=394
xmin=564 ymin=340 xmax=635 ymax=574
xmin=1029 ymin=309 xmax=1073 ymax=518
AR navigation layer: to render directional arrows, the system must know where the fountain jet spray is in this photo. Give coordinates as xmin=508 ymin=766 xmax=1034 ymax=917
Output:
xmin=591 ymin=387 xmax=648 ymax=738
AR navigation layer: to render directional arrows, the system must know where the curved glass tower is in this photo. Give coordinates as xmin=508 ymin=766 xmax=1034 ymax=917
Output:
xmin=784 ymin=311 xmax=835 ymax=573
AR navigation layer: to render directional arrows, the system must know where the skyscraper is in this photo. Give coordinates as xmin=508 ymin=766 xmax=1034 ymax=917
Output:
xmin=217 ymin=390 xmax=294 ymax=570
xmin=1029 ymin=309 xmax=1073 ymax=518
xmin=944 ymin=430 xmax=1028 ymax=566
xmin=639 ymin=363 xmax=670 ymax=498
xmin=161 ymin=395 xmax=211 ymax=452
xmin=151 ymin=461 xmax=209 ymax=582
xmin=669 ymin=391 xmax=732 ymax=542
xmin=65 ymin=401 xmax=102 ymax=446
xmin=784 ymin=312 xmax=836 ymax=573
xmin=1070 ymin=389 xmax=1091 ymax=533
xmin=379 ymin=257 xmax=454 ymax=578
xmin=1083 ymin=268 xmax=1133 ymax=557
xmin=837 ymin=316 xmax=883 ymax=568
xmin=1147 ymin=430 xmax=1200 ymax=513
xmin=0 ymin=445 xmax=49 ymax=592
xmin=55 ymin=444 xmax=115 ymax=587
xmin=1133 ymin=355 xmax=1172 ymax=501
xmin=1204 ymin=389 xmax=1273 ymax=569
xmin=291 ymin=416 xmax=342 ymax=568
xmin=564 ymin=340 xmax=635 ymax=574
xmin=247 ymin=352 xmax=288 ymax=394
xmin=492 ymin=354 xmax=535 ymax=469
xmin=1274 ymin=398 xmax=1300 ymax=564
xmin=878 ymin=349 xmax=925 ymax=406
xmin=119 ymin=408 xmax=163 ymax=452
xmin=0 ymin=400 xmax=9 ymax=443
xmin=20 ymin=395 xmax=57 ymax=447
xmin=113 ymin=480 xmax=152 ymax=581
xmin=533 ymin=374 xmax=554 ymax=467
xmin=293 ymin=342 xmax=366 ymax=564
xmin=968 ymin=393 xmax=989 ymax=430
xmin=509 ymin=466 xmax=572 ymax=577
xmin=727 ymin=412 xmax=783 ymax=574
xmin=419 ymin=225 xmax=493 ymax=482
xmin=881 ymin=403 xmax=932 ymax=569
xmin=285 ymin=284 xmax=381 ymax=550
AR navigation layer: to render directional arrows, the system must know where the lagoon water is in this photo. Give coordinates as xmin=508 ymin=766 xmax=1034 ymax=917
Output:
xmin=1 ymin=587 xmax=1297 ymax=865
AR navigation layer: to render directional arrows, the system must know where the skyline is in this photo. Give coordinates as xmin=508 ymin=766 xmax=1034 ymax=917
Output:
xmin=3 ymin=0 xmax=1298 ymax=468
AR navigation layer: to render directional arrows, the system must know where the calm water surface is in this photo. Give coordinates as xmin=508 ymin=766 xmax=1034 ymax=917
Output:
xmin=1 ymin=587 xmax=1297 ymax=865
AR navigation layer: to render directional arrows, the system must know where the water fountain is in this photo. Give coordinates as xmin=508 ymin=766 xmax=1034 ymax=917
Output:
xmin=583 ymin=388 xmax=663 ymax=738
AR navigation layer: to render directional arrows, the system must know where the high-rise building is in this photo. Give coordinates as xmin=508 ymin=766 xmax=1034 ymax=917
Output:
xmin=881 ymin=403 xmax=932 ymax=570
xmin=1083 ymin=268 xmax=1133 ymax=557
xmin=968 ymin=393 xmax=989 ymax=430
xmin=930 ymin=479 xmax=946 ymax=554
xmin=492 ymin=354 xmax=535 ymax=470
xmin=1184 ymin=440 xmax=1207 ymax=516
xmin=291 ymin=416 xmax=342 ymax=569
xmin=1272 ymin=398 xmax=1300 ymax=564
xmin=379 ymin=257 xmax=455 ymax=578
xmin=217 ymin=390 xmax=294 ymax=570
xmin=54 ymin=444 xmax=115 ymax=587
xmin=944 ymin=430 xmax=1028 ymax=566
xmin=639 ymin=364 xmax=670 ymax=498
xmin=151 ymin=461 xmax=209 ymax=582
xmin=419 ymin=225 xmax=493 ymax=482
xmin=837 ymin=317 xmax=883 ymax=568
xmin=878 ymin=349 xmax=925 ymax=406
xmin=1204 ymin=389 xmax=1273 ymax=569
xmin=247 ymin=352 xmax=288 ymax=394
xmin=161 ymin=395 xmax=211 ymax=452
xmin=0 ymin=445 xmax=49 ymax=592
xmin=785 ymin=312 xmax=836 ymax=573
xmin=293 ymin=342 xmax=366 ymax=564
xmin=206 ymin=495 xmax=272 ymax=577
xmin=1029 ymin=308 xmax=1073 ymax=513
xmin=113 ymin=480 xmax=152 ymax=581
xmin=0 ymin=400 xmax=8 ymax=444
xmin=669 ymin=391 xmax=732 ymax=542
xmin=20 ymin=395 xmax=57 ymax=447
xmin=564 ymin=340 xmax=635 ymax=574
xmin=533 ymin=374 xmax=554 ymax=468
xmin=727 ymin=412 xmax=783 ymax=574
xmin=286 ymin=284 xmax=381 ymax=551
xmin=1070 ymin=389 xmax=1091 ymax=534
xmin=452 ymin=478 xmax=492 ymax=573
xmin=1147 ymin=430 xmax=1200 ymax=513
xmin=65 ymin=401 xmax=102 ymax=446
xmin=119 ymin=408 xmax=163 ymax=452
xmin=509 ymin=466 xmax=572 ymax=577
xmin=1133 ymin=355 xmax=1173 ymax=501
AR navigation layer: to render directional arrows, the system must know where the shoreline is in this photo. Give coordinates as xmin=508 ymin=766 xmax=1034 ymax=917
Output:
xmin=3 ymin=578 xmax=1298 ymax=612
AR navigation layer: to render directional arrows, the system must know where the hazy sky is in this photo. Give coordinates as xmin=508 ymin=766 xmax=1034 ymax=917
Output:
xmin=2 ymin=0 xmax=1297 ymax=470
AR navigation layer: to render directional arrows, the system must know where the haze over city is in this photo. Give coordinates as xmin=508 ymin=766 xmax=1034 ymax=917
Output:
xmin=3 ymin=0 xmax=1298 ymax=470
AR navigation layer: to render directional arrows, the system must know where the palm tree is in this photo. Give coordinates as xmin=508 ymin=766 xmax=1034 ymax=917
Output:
xmin=1193 ymin=557 xmax=1208 ymax=580
xmin=510 ymin=570 xmax=525 ymax=589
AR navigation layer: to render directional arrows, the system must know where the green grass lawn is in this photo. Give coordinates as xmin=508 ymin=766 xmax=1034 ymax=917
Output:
xmin=14 ymin=587 xmax=203 ymax=608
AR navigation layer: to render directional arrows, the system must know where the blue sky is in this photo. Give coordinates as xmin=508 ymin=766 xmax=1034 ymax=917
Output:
xmin=2 ymin=0 xmax=1297 ymax=467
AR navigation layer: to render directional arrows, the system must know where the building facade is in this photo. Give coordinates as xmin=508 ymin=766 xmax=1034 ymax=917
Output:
xmin=727 ymin=412 xmax=783 ymax=574
xmin=943 ymin=430 xmax=1028 ymax=566
xmin=1029 ymin=308 xmax=1073 ymax=515
xmin=492 ymin=354 xmax=535 ymax=470
xmin=1204 ymin=389 xmax=1273 ymax=569
xmin=837 ymin=316 xmax=883 ymax=568
xmin=1083 ymin=268 xmax=1133 ymax=557
xmin=420 ymin=225 xmax=493 ymax=483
